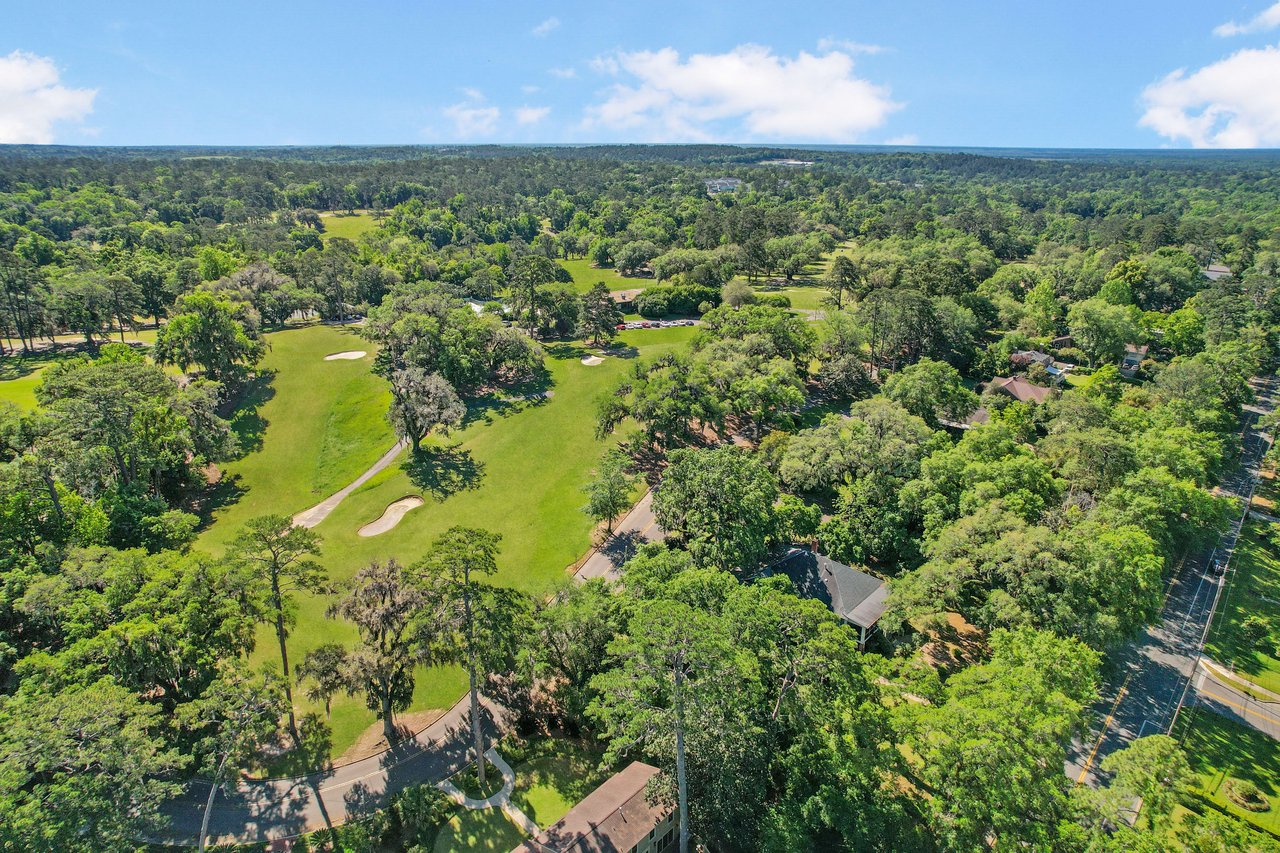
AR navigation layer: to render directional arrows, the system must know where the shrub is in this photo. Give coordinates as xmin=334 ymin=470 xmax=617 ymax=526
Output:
xmin=1224 ymin=777 xmax=1270 ymax=812
xmin=393 ymin=785 xmax=454 ymax=846
xmin=756 ymin=293 xmax=792 ymax=309
xmin=635 ymin=284 xmax=721 ymax=318
xmin=1242 ymin=615 xmax=1273 ymax=648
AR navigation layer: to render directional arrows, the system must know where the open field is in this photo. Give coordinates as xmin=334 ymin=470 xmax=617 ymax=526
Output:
xmin=320 ymin=212 xmax=379 ymax=242
xmin=203 ymin=322 xmax=696 ymax=761
xmin=1176 ymin=707 xmax=1280 ymax=836
xmin=1204 ymin=520 xmax=1280 ymax=694
xmin=557 ymin=258 xmax=651 ymax=294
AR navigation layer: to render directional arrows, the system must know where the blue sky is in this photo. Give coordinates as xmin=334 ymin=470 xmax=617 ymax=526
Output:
xmin=2 ymin=1 xmax=1279 ymax=148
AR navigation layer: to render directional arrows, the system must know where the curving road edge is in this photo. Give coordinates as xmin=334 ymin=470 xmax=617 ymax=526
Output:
xmin=157 ymin=695 xmax=506 ymax=846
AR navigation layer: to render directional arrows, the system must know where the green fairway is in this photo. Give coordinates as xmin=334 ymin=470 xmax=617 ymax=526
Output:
xmin=207 ymin=323 xmax=696 ymax=761
xmin=756 ymin=283 xmax=829 ymax=312
xmin=320 ymin=212 xmax=378 ymax=242
xmin=1205 ymin=521 xmax=1280 ymax=694
xmin=1176 ymin=707 xmax=1280 ymax=836
xmin=199 ymin=323 xmax=396 ymax=552
xmin=0 ymin=329 xmax=161 ymax=410
xmin=0 ymin=354 xmax=60 ymax=410
xmin=558 ymin=258 xmax=651 ymax=294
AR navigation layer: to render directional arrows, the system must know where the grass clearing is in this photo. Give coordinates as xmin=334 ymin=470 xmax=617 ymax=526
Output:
xmin=206 ymin=323 xmax=696 ymax=762
xmin=558 ymin=258 xmax=651 ymax=294
xmin=320 ymin=212 xmax=378 ymax=242
xmin=1204 ymin=520 xmax=1280 ymax=695
xmin=1175 ymin=707 xmax=1280 ymax=836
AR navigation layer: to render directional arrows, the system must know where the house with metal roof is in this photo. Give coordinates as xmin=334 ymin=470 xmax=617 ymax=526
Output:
xmin=1202 ymin=263 xmax=1231 ymax=281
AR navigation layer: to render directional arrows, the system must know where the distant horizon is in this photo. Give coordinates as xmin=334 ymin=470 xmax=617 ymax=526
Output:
xmin=4 ymin=141 xmax=1280 ymax=158
xmin=5 ymin=1 xmax=1280 ymax=149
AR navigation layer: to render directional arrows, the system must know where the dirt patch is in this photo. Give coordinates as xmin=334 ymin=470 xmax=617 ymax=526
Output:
xmin=358 ymin=495 xmax=425 ymax=536
xmin=324 ymin=350 xmax=367 ymax=361
xmin=580 ymin=355 xmax=604 ymax=366
xmin=334 ymin=708 xmax=449 ymax=765
xmin=919 ymin=611 xmax=987 ymax=674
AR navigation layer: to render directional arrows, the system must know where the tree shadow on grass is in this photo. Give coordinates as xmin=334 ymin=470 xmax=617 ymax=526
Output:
xmin=543 ymin=342 xmax=589 ymax=361
xmin=0 ymin=349 xmax=67 ymax=382
xmin=403 ymin=445 xmax=486 ymax=501
xmin=193 ymin=472 xmax=247 ymax=528
xmin=223 ymin=369 xmax=277 ymax=458
xmin=461 ymin=369 xmax=555 ymax=428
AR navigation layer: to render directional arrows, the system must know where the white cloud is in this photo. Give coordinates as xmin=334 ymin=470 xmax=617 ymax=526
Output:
xmin=589 ymin=55 xmax=619 ymax=75
xmin=515 ymin=105 xmax=550 ymax=125
xmin=532 ymin=17 xmax=560 ymax=37
xmin=0 ymin=50 xmax=96 ymax=144
xmin=549 ymin=66 xmax=577 ymax=79
xmin=443 ymin=91 xmax=500 ymax=138
xmin=885 ymin=133 xmax=919 ymax=145
xmin=817 ymin=37 xmax=886 ymax=55
xmin=1215 ymin=2 xmax=1280 ymax=36
xmin=1139 ymin=44 xmax=1280 ymax=148
xmin=521 ymin=84 xmax=541 ymax=94
xmin=583 ymin=44 xmax=900 ymax=142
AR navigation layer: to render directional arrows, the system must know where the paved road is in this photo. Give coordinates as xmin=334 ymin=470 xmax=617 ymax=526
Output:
xmin=1191 ymin=662 xmax=1280 ymax=740
xmin=1067 ymin=376 xmax=1278 ymax=786
xmin=292 ymin=439 xmax=408 ymax=529
xmin=575 ymin=490 xmax=664 ymax=581
xmin=157 ymin=696 xmax=502 ymax=846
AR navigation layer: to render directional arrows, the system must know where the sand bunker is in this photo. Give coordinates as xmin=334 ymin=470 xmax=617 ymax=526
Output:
xmin=358 ymin=496 xmax=424 ymax=537
xmin=581 ymin=355 xmax=604 ymax=366
xmin=324 ymin=351 xmax=367 ymax=361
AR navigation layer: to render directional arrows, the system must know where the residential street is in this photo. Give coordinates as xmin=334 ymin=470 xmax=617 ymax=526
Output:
xmin=1192 ymin=661 xmax=1280 ymax=740
xmin=575 ymin=490 xmax=665 ymax=581
xmin=1066 ymin=376 xmax=1278 ymax=787
xmin=157 ymin=697 xmax=502 ymax=846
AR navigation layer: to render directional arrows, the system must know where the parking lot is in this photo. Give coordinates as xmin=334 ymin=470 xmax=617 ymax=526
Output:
xmin=616 ymin=319 xmax=697 ymax=330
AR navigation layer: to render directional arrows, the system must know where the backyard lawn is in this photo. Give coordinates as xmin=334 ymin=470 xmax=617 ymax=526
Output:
xmin=202 ymin=322 xmax=697 ymax=763
xmin=510 ymin=739 xmax=609 ymax=829
xmin=1175 ymin=707 xmax=1280 ymax=836
xmin=432 ymin=807 xmax=527 ymax=853
xmin=1204 ymin=520 xmax=1280 ymax=695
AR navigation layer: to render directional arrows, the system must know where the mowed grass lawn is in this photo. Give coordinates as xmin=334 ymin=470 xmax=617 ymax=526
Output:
xmin=320 ymin=212 xmax=378 ymax=242
xmin=558 ymin=258 xmax=651 ymax=294
xmin=511 ymin=739 xmax=609 ymax=829
xmin=202 ymin=322 xmax=696 ymax=762
xmin=1205 ymin=520 xmax=1280 ymax=695
xmin=1176 ymin=707 xmax=1280 ymax=836
xmin=433 ymin=807 xmax=528 ymax=853
xmin=0 ymin=352 xmax=65 ymax=410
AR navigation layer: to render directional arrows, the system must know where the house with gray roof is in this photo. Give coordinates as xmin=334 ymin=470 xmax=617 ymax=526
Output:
xmin=513 ymin=761 xmax=675 ymax=853
xmin=764 ymin=548 xmax=890 ymax=647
